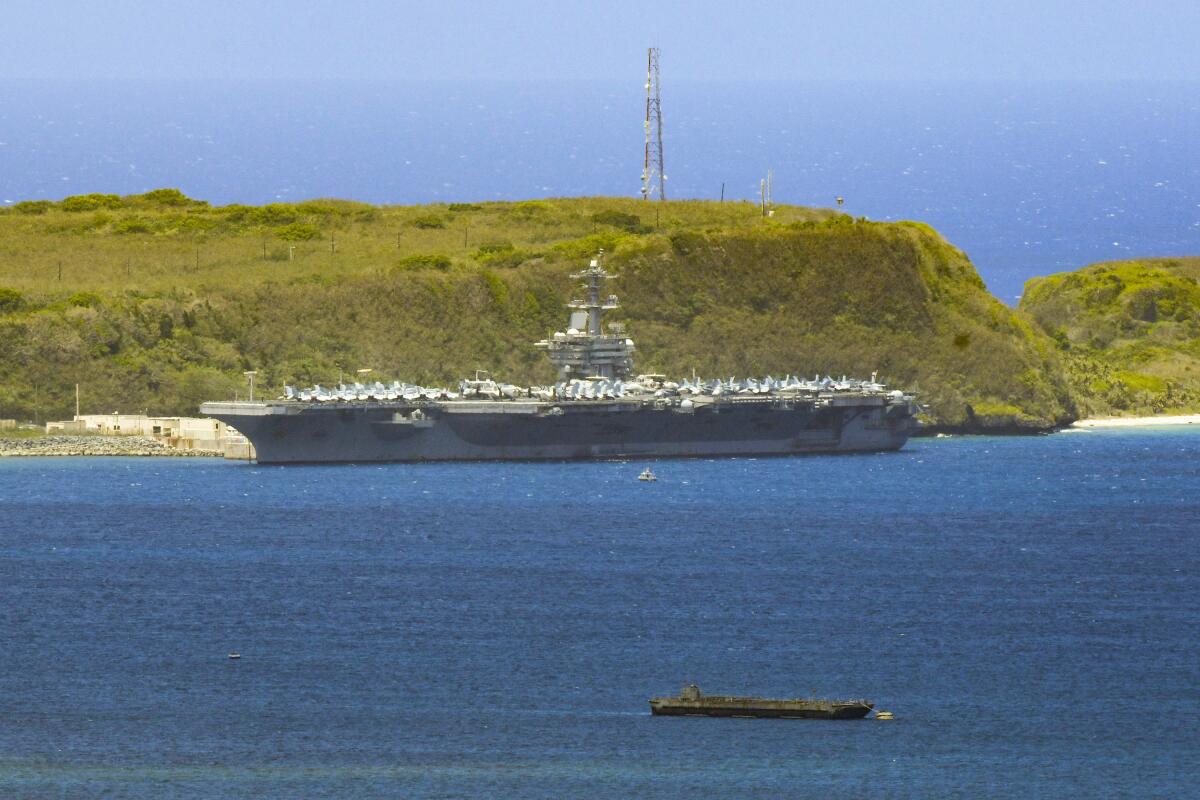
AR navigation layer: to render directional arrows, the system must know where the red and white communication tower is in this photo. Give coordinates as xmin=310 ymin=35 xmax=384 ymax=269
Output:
xmin=641 ymin=47 xmax=666 ymax=201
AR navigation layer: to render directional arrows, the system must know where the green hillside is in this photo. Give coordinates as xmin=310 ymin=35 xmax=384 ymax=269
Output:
xmin=1020 ymin=257 xmax=1200 ymax=416
xmin=0 ymin=191 xmax=1075 ymax=430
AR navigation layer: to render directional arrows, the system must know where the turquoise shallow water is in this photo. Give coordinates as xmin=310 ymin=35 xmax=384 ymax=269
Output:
xmin=1 ymin=428 xmax=1197 ymax=797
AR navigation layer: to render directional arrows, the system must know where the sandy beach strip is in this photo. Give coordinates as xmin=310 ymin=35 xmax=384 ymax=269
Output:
xmin=1070 ymin=414 xmax=1200 ymax=429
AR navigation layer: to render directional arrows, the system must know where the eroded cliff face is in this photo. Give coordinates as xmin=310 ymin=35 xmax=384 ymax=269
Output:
xmin=613 ymin=219 xmax=1076 ymax=430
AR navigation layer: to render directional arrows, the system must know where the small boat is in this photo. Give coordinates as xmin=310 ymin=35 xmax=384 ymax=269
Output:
xmin=228 ymin=653 xmax=241 ymax=660
xmin=875 ymin=710 xmax=894 ymax=720
xmin=638 ymin=468 xmax=657 ymax=481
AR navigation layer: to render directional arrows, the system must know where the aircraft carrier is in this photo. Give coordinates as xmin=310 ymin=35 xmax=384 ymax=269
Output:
xmin=200 ymin=251 xmax=918 ymax=464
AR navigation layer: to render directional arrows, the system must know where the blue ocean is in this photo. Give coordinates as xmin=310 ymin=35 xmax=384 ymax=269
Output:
xmin=1 ymin=429 xmax=1197 ymax=797
xmin=1 ymin=79 xmax=1199 ymax=301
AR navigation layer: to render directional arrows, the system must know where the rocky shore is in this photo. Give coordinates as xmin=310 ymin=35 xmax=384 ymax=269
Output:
xmin=0 ymin=435 xmax=222 ymax=458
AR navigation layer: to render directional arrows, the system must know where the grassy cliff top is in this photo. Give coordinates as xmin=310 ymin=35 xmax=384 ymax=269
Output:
xmin=1020 ymin=258 xmax=1200 ymax=416
xmin=0 ymin=192 xmax=1074 ymax=430
xmin=0 ymin=190 xmax=837 ymax=294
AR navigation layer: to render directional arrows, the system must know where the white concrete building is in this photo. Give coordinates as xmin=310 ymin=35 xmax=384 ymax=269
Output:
xmin=46 ymin=414 xmax=245 ymax=452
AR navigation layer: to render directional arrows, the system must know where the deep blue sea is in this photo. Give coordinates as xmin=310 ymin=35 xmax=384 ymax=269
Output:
xmin=2 ymin=79 xmax=1199 ymax=301
xmin=1 ymin=429 xmax=1197 ymax=798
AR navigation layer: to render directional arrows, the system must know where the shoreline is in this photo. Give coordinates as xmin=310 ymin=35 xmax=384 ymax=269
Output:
xmin=0 ymin=435 xmax=222 ymax=458
xmin=914 ymin=413 xmax=1200 ymax=437
xmin=1069 ymin=414 xmax=1200 ymax=429
xmin=5 ymin=415 xmax=1197 ymax=458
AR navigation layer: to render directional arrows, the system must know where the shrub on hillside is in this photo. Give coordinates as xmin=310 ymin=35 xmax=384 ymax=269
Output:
xmin=275 ymin=222 xmax=322 ymax=241
xmin=84 ymin=212 xmax=114 ymax=231
xmin=411 ymin=214 xmax=446 ymax=229
xmin=60 ymin=194 xmax=123 ymax=212
xmin=394 ymin=253 xmax=451 ymax=271
xmin=166 ymin=366 xmax=240 ymax=412
xmin=251 ymin=204 xmax=300 ymax=226
xmin=552 ymin=232 xmax=628 ymax=260
xmin=590 ymin=210 xmax=649 ymax=233
xmin=13 ymin=200 xmax=53 ymax=215
xmin=67 ymin=291 xmax=102 ymax=308
xmin=0 ymin=288 xmax=23 ymax=312
xmin=175 ymin=214 xmax=218 ymax=234
xmin=112 ymin=217 xmax=156 ymax=235
xmin=294 ymin=201 xmax=338 ymax=216
xmin=215 ymin=204 xmax=255 ymax=223
xmin=474 ymin=242 xmax=514 ymax=256
xmin=668 ymin=231 xmax=706 ymax=255
xmin=479 ymin=269 xmax=508 ymax=307
xmin=134 ymin=188 xmax=203 ymax=207
xmin=508 ymin=200 xmax=551 ymax=220
xmin=473 ymin=242 xmax=537 ymax=269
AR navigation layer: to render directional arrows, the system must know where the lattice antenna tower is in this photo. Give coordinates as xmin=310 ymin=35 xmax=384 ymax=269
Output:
xmin=641 ymin=47 xmax=666 ymax=201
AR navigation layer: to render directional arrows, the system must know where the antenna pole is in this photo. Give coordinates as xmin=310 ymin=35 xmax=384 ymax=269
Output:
xmin=655 ymin=50 xmax=665 ymax=201
xmin=642 ymin=47 xmax=666 ymax=201
xmin=642 ymin=48 xmax=650 ymax=199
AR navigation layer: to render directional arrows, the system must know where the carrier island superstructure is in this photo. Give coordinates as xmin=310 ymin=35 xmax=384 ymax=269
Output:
xmin=200 ymin=252 xmax=918 ymax=463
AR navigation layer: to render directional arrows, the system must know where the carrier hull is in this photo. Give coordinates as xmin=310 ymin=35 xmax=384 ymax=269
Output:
xmin=201 ymin=396 xmax=915 ymax=464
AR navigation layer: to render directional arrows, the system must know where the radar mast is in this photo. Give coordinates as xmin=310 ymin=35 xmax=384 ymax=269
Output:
xmin=536 ymin=250 xmax=636 ymax=380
